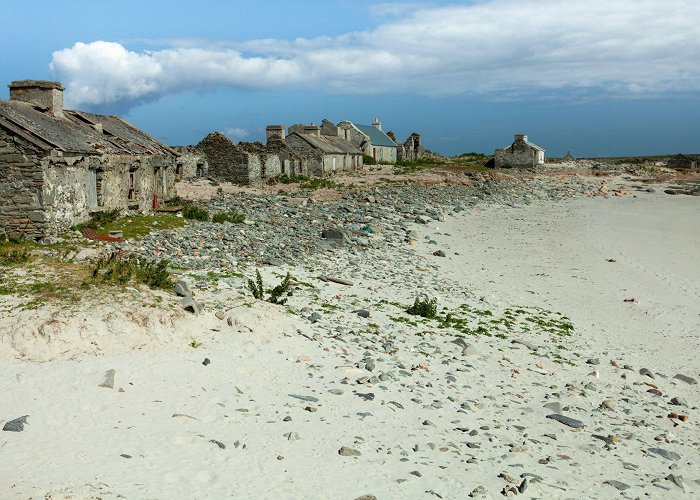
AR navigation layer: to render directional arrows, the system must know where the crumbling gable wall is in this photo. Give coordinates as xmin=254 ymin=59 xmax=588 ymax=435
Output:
xmin=284 ymin=134 xmax=324 ymax=176
xmin=337 ymin=122 xmax=369 ymax=154
xmin=238 ymin=141 xmax=282 ymax=183
xmin=0 ymin=127 xmax=46 ymax=239
xmin=495 ymin=136 xmax=544 ymax=168
xmin=321 ymin=119 xmax=338 ymax=137
xmin=196 ymin=132 xmax=260 ymax=185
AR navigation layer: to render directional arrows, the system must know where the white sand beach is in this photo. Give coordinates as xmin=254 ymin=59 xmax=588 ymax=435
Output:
xmin=1 ymin=175 xmax=699 ymax=499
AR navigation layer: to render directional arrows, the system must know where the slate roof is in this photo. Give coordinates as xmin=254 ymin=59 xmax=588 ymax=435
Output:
xmin=354 ymin=124 xmax=398 ymax=148
xmin=290 ymin=133 xmax=362 ymax=155
xmin=0 ymin=99 xmax=175 ymax=156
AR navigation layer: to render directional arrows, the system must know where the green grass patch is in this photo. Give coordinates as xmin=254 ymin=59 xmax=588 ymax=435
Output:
xmin=91 ymin=252 xmax=173 ymax=290
xmin=181 ymin=205 xmax=210 ymax=221
xmin=212 ymin=210 xmax=245 ymax=224
xmin=100 ymin=214 xmax=185 ymax=240
xmin=298 ymin=178 xmax=338 ymax=190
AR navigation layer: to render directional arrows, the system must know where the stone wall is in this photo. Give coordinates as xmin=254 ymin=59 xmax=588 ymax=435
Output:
xmin=0 ymin=128 xmax=46 ymax=239
xmin=495 ymin=138 xmax=544 ymax=169
xmin=1 ymin=125 xmax=176 ymax=239
xmin=285 ymin=134 xmax=324 ymax=176
xmin=337 ymin=122 xmax=368 ymax=152
xmin=196 ymin=132 xmax=257 ymax=185
xmin=173 ymin=146 xmax=208 ymax=180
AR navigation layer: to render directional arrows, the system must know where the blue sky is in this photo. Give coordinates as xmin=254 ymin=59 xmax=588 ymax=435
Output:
xmin=3 ymin=0 xmax=700 ymax=157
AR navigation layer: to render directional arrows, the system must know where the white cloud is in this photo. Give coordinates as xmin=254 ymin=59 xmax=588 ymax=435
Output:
xmin=223 ymin=127 xmax=249 ymax=141
xmin=50 ymin=0 xmax=700 ymax=109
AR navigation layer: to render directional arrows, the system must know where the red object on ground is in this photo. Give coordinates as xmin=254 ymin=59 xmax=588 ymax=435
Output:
xmin=153 ymin=193 xmax=157 ymax=209
xmin=81 ymin=228 xmax=124 ymax=242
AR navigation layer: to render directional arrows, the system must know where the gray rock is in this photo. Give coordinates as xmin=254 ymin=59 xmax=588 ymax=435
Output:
xmin=543 ymin=402 xmax=563 ymax=414
xmin=210 ymin=439 xmax=226 ymax=449
xmin=174 ymin=280 xmax=191 ymax=297
xmin=309 ymin=312 xmax=322 ymax=323
xmin=338 ymin=446 xmax=361 ymax=456
xmin=433 ymin=250 xmax=446 ymax=257
xmin=289 ymin=394 xmax=319 ymax=403
xmin=98 ymin=369 xmax=115 ymax=389
xmin=648 ymin=447 xmax=681 ymax=461
xmin=639 ymin=367 xmax=655 ymax=379
xmin=321 ymin=229 xmax=344 ymax=241
xmin=2 ymin=415 xmax=29 ymax=432
xmin=670 ymin=396 xmax=688 ymax=407
xmin=546 ymin=413 xmax=584 ymax=428
xmin=202 ymin=358 xmax=211 ymax=366
xmin=356 ymin=310 xmax=371 ymax=318
xmin=354 ymin=496 xmax=377 ymax=500
xmin=468 ymin=485 xmax=489 ymax=498
xmin=181 ymin=296 xmax=202 ymax=315
xmin=518 ymin=478 xmax=528 ymax=494
xmin=512 ymin=339 xmax=538 ymax=351
xmin=604 ymin=480 xmax=630 ymax=491
xmin=666 ymin=474 xmax=685 ymax=491
xmin=586 ymin=358 xmax=600 ymax=365
xmin=673 ymin=373 xmax=698 ymax=385
xmin=284 ymin=432 xmax=300 ymax=442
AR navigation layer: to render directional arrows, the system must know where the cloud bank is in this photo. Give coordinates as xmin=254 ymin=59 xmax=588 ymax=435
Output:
xmin=50 ymin=0 xmax=700 ymax=109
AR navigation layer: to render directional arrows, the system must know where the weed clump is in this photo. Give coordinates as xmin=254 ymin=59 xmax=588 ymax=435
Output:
xmin=91 ymin=253 xmax=173 ymax=290
xmin=279 ymin=174 xmax=309 ymax=184
xmin=299 ymin=178 xmax=337 ymax=190
xmin=0 ymin=249 xmax=31 ymax=266
xmin=247 ymin=269 xmax=294 ymax=305
xmin=407 ymin=296 xmax=438 ymax=318
xmin=212 ymin=210 xmax=245 ymax=224
xmin=181 ymin=205 xmax=210 ymax=221
xmin=77 ymin=209 xmax=121 ymax=230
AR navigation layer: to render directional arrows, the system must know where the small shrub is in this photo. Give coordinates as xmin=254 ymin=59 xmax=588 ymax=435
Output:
xmin=279 ymin=174 xmax=310 ymax=184
xmin=406 ymin=296 xmax=438 ymax=318
xmin=181 ymin=205 xmax=210 ymax=221
xmin=268 ymin=272 xmax=293 ymax=305
xmin=212 ymin=210 xmax=245 ymax=224
xmin=91 ymin=253 xmax=173 ymax=290
xmin=248 ymin=269 xmax=264 ymax=299
xmin=77 ymin=209 xmax=121 ymax=230
xmin=363 ymin=155 xmax=377 ymax=165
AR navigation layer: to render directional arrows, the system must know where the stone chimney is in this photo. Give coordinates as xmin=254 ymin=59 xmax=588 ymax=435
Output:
xmin=514 ymin=133 xmax=527 ymax=143
xmin=372 ymin=117 xmax=382 ymax=131
xmin=9 ymin=80 xmax=65 ymax=118
xmin=266 ymin=125 xmax=286 ymax=143
xmin=304 ymin=124 xmax=321 ymax=137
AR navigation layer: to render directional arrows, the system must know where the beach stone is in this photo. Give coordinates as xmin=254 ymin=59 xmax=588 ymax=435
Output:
xmin=586 ymin=358 xmax=600 ymax=365
xmin=215 ymin=311 xmax=225 ymax=320
xmin=673 ymin=374 xmax=698 ymax=385
xmin=338 ymin=446 xmax=361 ymax=456
xmin=356 ymin=309 xmax=371 ymax=318
xmin=543 ymin=402 xmax=563 ymax=414
xmin=210 ymin=439 xmax=226 ymax=449
xmin=202 ymin=358 xmax=211 ymax=366
xmin=605 ymin=480 xmax=630 ymax=491
xmin=2 ymin=415 xmax=29 ymax=432
xmin=670 ymin=397 xmax=688 ymax=407
xmin=648 ymin=447 xmax=680 ymax=461
xmin=666 ymin=474 xmax=685 ymax=491
xmin=600 ymin=400 xmax=616 ymax=411
xmin=512 ymin=339 xmax=538 ymax=351
xmin=639 ymin=368 xmax=655 ymax=379
xmin=433 ymin=250 xmax=446 ymax=257
xmin=518 ymin=478 xmax=528 ymax=494
xmin=321 ymin=229 xmax=344 ymax=241
xmin=468 ymin=485 xmax=489 ymax=498
xmin=98 ymin=369 xmax=115 ymax=389
xmin=284 ymin=432 xmax=300 ymax=442
xmin=546 ymin=414 xmax=584 ymax=428
xmin=120 ymin=454 xmax=132 ymax=459
xmin=289 ymin=394 xmax=319 ymax=403
xmin=354 ymin=496 xmax=377 ymax=500
xmin=181 ymin=296 xmax=202 ymax=315
xmin=174 ymin=280 xmax=191 ymax=297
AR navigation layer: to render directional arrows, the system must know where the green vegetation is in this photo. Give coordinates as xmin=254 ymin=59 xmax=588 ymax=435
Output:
xmin=247 ymin=269 xmax=294 ymax=305
xmin=0 ymin=248 xmax=32 ymax=266
xmin=181 ymin=205 xmax=210 ymax=221
xmin=393 ymin=158 xmax=441 ymax=174
xmin=298 ymin=177 xmax=337 ymax=190
xmin=363 ymin=155 xmax=377 ymax=165
xmin=76 ymin=209 xmax=122 ymax=230
xmin=212 ymin=210 xmax=245 ymax=224
xmin=279 ymin=174 xmax=310 ymax=184
xmin=101 ymin=214 xmax=185 ymax=239
xmin=406 ymin=296 xmax=438 ymax=318
xmin=91 ymin=252 xmax=173 ymax=290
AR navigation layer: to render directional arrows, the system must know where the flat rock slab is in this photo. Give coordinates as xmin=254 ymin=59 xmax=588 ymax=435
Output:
xmin=546 ymin=413 xmax=585 ymax=428
xmin=648 ymin=447 xmax=681 ymax=461
xmin=288 ymin=394 xmax=319 ymax=403
xmin=674 ymin=374 xmax=698 ymax=385
xmin=605 ymin=480 xmax=630 ymax=491
xmin=338 ymin=446 xmax=361 ymax=456
xmin=98 ymin=369 xmax=115 ymax=389
xmin=3 ymin=415 xmax=29 ymax=432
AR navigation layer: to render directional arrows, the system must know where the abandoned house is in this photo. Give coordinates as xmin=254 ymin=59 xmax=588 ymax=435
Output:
xmin=285 ymin=123 xmax=362 ymax=176
xmin=0 ymin=80 xmax=178 ymax=240
xmin=337 ymin=118 xmax=398 ymax=163
xmin=172 ymin=146 xmax=208 ymax=181
xmin=667 ymin=154 xmax=700 ymax=169
xmin=196 ymin=128 xmax=307 ymax=186
xmin=494 ymin=134 xmax=545 ymax=168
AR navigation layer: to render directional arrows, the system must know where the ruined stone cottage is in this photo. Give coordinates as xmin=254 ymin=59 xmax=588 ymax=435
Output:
xmin=285 ymin=123 xmax=363 ymax=176
xmin=494 ymin=134 xmax=545 ymax=168
xmin=337 ymin=118 xmax=398 ymax=163
xmin=0 ymin=80 xmax=178 ymax=240
xmin=667 ymin=154 xmax=699 ymax=169
xmin=196 ymin=128 xmax=306 ymax=186
xmin=172 ymin=145 xmax=208 ymax=181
